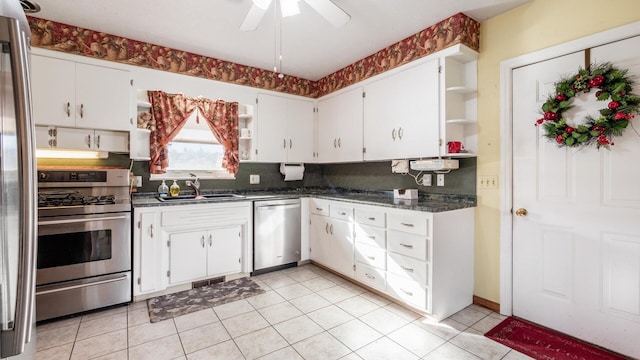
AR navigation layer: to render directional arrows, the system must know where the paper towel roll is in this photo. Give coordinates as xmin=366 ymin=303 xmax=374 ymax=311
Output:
xmin=280 ymin=163 xmax=305 ymax=181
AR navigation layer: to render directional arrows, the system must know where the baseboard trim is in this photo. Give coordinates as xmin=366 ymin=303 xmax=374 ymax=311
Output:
xmin=473 ymin=295 xmax=500 ymax=312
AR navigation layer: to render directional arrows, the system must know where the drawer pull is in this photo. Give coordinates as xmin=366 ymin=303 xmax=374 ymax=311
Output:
xmin=367 ymin=235 xmax=376 ymax=239
xmin=400 ymin=288 xmax=413 ymax=296
xmin=367 ymin=217 xmax=376 ymax=221
xmin=400 ymin=222 xmax=415 ymax=227
xmin=400 ymin=243 xmax=414 ymax=249
xmin=367 ymin=256 xmax=376 ymax=260
xmin=365 ymin=273 xmax=375 ymax=280
xmin=316 ymin=207 xmax=324 ymax=211
xmin=338 ymin=211 xmax=347 ymax=216
xmin=400 ymin=266 xmax=414 ymax=273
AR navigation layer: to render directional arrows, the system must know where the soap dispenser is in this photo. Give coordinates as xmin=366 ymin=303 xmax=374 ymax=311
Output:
xmin=169 ymin=180 xmax=180 ymax=197
xmin=158 ymin=180 xmax=169 ymax=198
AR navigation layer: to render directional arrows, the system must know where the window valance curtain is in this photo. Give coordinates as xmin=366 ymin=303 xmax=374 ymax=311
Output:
xmin=144 ymin=91 xmax=240 ymax=175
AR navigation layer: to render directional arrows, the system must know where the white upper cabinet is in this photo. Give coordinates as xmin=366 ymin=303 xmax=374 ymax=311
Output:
xmin=316 ymin=87 xmax=364 ymax=163
xmin=363 ymin=58 xmax=440 ymax=160
xmin=255 ymin=93 xmax=314 ymax=163
xmin=31 ymin=55 xmax=131 ymax=131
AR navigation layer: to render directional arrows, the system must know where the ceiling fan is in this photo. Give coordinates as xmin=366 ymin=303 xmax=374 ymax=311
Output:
xmin=240 ymin=0 xmax=351 ymax=31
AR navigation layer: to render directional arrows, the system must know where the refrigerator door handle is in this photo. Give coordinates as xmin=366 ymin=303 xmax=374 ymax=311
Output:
xmin=1 ymin=17 xmax=37 ymax=358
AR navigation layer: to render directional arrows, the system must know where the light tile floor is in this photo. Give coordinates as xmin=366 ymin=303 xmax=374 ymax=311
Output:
xmin=35 ymin=264 xmax=534 ymax=360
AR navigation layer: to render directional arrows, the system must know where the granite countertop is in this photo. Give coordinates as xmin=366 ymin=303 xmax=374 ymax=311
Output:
xmin=132 ymin=188 xmax=476 ymax=213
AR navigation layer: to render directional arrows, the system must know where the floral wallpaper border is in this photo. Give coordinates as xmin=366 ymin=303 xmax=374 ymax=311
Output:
xmin=27 ymin=13 xmax=479 ymax=99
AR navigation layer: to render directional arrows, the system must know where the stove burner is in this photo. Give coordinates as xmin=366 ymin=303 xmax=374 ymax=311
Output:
xmin=38 ymin=192 xmax=117 ymax=208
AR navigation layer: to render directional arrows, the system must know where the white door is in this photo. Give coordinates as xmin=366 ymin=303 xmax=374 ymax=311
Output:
xmin=286 ymin=98 xmax=314 ymax=163
xmin=326 ymin=218 xmax=354 ymax=277
xmin=55 ymin=127 xmax=93 ymax=150
xmin=512 ymin=37 xmax=640 ymax=358
xmin=31 ymin=55 xmax=75 ymax=127
xmin=169 ymin=231 xmax=207 ymax=284
xmin=207 ymin=225 xmax=242 ymax=276
xmin=316 ymin=87 xmax=363 ymax=163
xmin=94 ymin=130 xmax=129 ymax=153
xmin=256 ymin=94 xmax=287 ymax=162
xmin=310 ymin=214 xmax=329 ymax=265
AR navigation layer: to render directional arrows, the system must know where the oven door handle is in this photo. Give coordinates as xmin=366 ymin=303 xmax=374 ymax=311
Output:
xmin=35 ymin=274 xmax=129 ymax=296
xmin=38 ymin=215 xmax=128 ymax=226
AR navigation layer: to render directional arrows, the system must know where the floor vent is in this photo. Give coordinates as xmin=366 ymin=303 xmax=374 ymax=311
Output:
xmin=192 ymin=276 xmax=224 ymax=288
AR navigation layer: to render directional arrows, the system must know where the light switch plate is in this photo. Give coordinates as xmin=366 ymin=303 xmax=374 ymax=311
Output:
xmin=436 ymin=173 xmax=445 ymax=186
xmin=249 ymin=174 xmax=260 ymax=184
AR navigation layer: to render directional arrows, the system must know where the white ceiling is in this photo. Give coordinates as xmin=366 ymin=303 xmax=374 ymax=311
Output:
xmin=32 ymin=0 xmax=530 ymax=80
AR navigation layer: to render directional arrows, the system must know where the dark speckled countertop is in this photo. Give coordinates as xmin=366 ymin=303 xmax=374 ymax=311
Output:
xmin=132 ymin=188 xmax=476 ymax=213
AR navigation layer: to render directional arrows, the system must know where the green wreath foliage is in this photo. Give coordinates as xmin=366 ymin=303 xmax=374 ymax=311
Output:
xmin=536 ymin=63 xmax=640 ymax=149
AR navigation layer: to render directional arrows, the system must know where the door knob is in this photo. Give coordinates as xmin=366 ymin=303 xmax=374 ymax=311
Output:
xmin=515 ymin=208 xmax=528 ymax=217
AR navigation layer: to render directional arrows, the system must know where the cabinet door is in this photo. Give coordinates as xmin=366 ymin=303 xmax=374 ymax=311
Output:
xmin=35 ymin=125 xmax=52 ymax=148
xmin=316 ymin=87 xmax=363 ymax=163
xmin=326 ymin=218 xmax=354 ymax=277
xmin=138 ymin=211 xmax=160 ymax=293
xmin=310 ymin=214 xmax=329 ymax=265
xmin=94 ymin=130 xmax=129 ymax=153
xmin=31 ymin=55 xmax=75 ymax=127
xmin=55 ymin=127 xmax=93 ymax=150
xmin=207 ymin=225 xmax=242 ymax=276
xmin=256 ymin=94 xmax=287 ymax=162
xmin=75 ymin=63 xmax=131 ymax=131
xmin=364 ymin=59 xmax=440 ymax=160
xmin=169 ymin=231 xmax=207 ymax=284
xmin=286 ymin=99 xmax=314 ymax=163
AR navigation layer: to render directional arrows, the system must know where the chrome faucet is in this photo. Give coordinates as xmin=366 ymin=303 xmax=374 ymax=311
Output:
xmin=185 ymin=173 xmax=201 ymax=198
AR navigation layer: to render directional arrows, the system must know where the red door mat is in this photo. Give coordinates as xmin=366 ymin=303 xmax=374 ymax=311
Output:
xmin=484 ymin=317 xmax=630 ymax=360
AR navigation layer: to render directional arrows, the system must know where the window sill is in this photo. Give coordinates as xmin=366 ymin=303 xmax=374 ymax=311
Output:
xmin=150 ymin=170 xmax=235 ymax=181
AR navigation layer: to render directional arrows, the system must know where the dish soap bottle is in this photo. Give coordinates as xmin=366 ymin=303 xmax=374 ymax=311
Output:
xmin=157 ymin=180 xmax=169 ymax=198
xmin=169 ymin=180 xmax=180 ymax=197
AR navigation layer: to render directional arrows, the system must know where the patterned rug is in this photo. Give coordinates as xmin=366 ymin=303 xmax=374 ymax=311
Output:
xmin=485 ymin=317 xmax=629 ymax=360
xmin=147 ymin=277 xmax=265 ymax=323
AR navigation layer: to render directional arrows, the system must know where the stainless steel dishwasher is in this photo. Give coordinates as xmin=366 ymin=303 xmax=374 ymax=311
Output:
xmin=253 ymin=198 xmax=301 ymax=274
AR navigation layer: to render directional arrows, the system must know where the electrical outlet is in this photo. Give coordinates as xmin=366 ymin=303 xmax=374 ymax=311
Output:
xmin=436 ymin=173 xmax=445 ymax=186
xmin=130 ymin=175 xmax=142 ymax=187
xmin=249 ymin=174 xmax=260 ymax=185
xmin=421 ymin=174 xmax=432 ymax=186
xmin=134 ymin=176 xmax=142 ymax=187
xmin=479 ymin=175 xmax=499 ymax=189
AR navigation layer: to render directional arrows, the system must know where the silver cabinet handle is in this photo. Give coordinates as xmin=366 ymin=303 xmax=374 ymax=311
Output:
xmin=367 ymin=256 xmax=376 ymax=260
xmin=338 ymin=137 xmax=341 ymax=148
xmin=149 ymin=224 xmax=154 ymax=238
xmin=316 ymin=207 xmax=323 ymax=211
xmin=96 ymin=134 xmax=101 ymax=149
xmin=400 ymin=243 xmax=414 ymax=249
xmin=330 ymin=224 xmax=334 ymax=235
xmin=391 ymin=128 xmax=396 ymax=140
xmin=401 ymin=266 xmax=414 ymax=273
xmin=209 ymin=234 xmax=213 ymax=247
xmin=365 ymin=273 xmax=375 ymax=280
xmin=400 ymin=222 xmax=415 ymax=227
xmin=368 ymin=235 xmax=376 ymax=239
xmin=80 ymin=103 xmax=84 ymax=118
xmin=398 ymin=127 xmax=403 ymax=139
xmin=65 ymin=102 xmax=71 ymax=117
xmin=289 ymin=139 xmax=292 ymax=149
xmin=35 ymin=274 xmax=129 ymax=296
xmin=39 ymin=215 xmax=128 ymax=226
xmin=367 ymin=217 xmax=376 ymax=221
xmin=338 ymin=211 xmax=346 ymax=216
xmin=87 ymin=134 xmax=92 ymax=148
xmin=400 ymin=288 xmax=413 ymax=296
xmin=325 ymin=223 xmax=329 ymax=234
xmin=201 ymin=235 xmax=205 ymax=248
xmin=333 ymin=138 xmax=337 ymax=148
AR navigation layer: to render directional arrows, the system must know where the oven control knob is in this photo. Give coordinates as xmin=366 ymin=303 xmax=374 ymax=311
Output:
xmin=39 ymin=172 xmax=48 ymax=180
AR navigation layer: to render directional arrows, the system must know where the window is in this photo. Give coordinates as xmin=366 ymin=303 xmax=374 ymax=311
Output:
xmin=151 ymin=112 xmax=234 ymax=180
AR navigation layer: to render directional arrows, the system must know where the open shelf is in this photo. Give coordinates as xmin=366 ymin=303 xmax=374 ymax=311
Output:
xmin=446 ymin=119 xmax=477 ymax=125
xmin=446 ymin=86 xmax=476 ymax=95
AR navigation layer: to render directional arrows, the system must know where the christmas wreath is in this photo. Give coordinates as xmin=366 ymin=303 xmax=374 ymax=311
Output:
xmin=535 ymin=63 xmax=640 ymax=148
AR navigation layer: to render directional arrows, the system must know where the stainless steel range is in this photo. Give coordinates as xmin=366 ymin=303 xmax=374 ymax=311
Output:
xmin=36 ymin=167 xmax=131 ymax=321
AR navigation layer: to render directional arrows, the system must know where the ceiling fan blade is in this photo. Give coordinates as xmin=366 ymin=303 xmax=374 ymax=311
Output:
xmin=303 ymin=0 xmax=350 ymax=27
xmin=240 ymin=1 xmax=271 ymax=31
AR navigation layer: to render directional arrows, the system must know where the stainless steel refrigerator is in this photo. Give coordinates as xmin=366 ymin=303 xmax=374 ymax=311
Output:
xmin=0 ymin=0 xmax=37 ymax=358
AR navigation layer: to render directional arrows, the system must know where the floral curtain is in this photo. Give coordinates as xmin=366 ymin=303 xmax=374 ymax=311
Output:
xmin=147 ymin=91 xmax=197 ymax=174
xmin=196 ymin=98 xmax=240 ymax=174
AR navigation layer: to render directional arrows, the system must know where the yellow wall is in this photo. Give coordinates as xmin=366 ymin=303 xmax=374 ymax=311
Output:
xmin=476 ymin=0 xmax=640 ymax=303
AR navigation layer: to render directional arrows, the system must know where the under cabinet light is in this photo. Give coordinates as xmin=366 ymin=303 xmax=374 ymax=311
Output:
xmin=36 ymin=149 xmax=108 ymax=159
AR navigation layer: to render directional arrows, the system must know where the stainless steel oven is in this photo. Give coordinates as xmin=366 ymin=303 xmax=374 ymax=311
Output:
xmin=35 ymin=167 xmax=132 ymax=321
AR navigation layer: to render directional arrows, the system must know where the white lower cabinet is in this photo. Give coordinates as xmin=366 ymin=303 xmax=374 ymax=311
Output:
xmin=133 ymin=202 xmax=252 ymax=297
xmin=168 ymin=225 xmax=242 ymax=285
xmin=307 ymin=198 xmax=474 ymax=321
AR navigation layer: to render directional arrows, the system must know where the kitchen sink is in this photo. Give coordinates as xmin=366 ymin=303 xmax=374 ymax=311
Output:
xmin=156 ymin=193 xmax=245 ymax=201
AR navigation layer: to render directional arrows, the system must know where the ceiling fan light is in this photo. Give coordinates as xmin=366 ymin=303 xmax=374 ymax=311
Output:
xmin=253 ymin=0 xmax=271 ymax=10
xmin=280 ymin=0 xmax=300 ymax=17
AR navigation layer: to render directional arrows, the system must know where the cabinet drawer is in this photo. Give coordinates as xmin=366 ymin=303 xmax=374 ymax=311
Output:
xmin=330 ymin=204 xmax=354 ymax=222
xmin=388 ymin=231 xmax=428 ymax=261
xmin=355 ymin=263 xmax=386 ymax=292
xmin=387 ymin=252 xmax=429 ymax=287
xmin=355 ymin=208 xmax=386 ymax=228
xmin=386 ymin=273 xmax=428 ymax=310
xmin=310 ymin=199 xmax=330 ymax=216
xmin=355 ymin=243 xmax=386 ymax=270
xmin=388 ymin=211 xmax=429 ymax=236
xmin=355 ymin=224 xmax=386 ymax=248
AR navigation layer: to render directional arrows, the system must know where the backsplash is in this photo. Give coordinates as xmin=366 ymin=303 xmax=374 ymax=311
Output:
xmin=38 ymin=156 xmax=476 ymax=196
